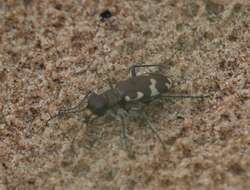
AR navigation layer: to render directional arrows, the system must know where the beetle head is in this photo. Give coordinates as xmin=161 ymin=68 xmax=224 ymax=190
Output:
xmin=87 ymin=92 xmax=107 ymax=116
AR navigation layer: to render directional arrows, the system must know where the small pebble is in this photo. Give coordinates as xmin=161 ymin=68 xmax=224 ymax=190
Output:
xmin=100 ymin=10 xmax=112 ymax=21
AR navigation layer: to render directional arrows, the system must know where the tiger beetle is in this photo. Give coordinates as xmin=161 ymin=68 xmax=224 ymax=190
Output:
xmin=47 ymin=64 xmax=209 ymax=151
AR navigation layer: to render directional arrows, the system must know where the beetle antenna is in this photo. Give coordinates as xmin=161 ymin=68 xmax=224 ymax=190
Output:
xmin=46 ymin=91 xmax=92 ymax=124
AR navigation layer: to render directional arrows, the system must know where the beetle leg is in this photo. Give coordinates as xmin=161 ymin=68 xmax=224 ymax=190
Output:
xmin=141 ymin=112 xmax=166 ymax=150
xmin=129 ymin=64 xmax=163 ymax=77
xmin=107 ymin=78 xmax=115 ymax=89
xmin=115 ymin=108 xmax=129 ymax=148
xmin=121 ymin=115 xmax=129 ymax=152
xmin=109 ymin=108 xmax=134 ymax=154
xmin=161 ymin=94 xmax=211 ymax=99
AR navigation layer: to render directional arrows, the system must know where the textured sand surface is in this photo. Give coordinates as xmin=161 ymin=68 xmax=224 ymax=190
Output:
xmin=0 ymin=0 xmax=249 ymax=189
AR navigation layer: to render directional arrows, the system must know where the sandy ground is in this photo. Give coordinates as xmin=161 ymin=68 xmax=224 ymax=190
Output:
xmin=0 ymin=0 xmax=250 ymax=189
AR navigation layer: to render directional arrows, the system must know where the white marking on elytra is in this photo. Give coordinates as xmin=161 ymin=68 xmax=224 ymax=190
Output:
xmin=125 ymin=91 xmax=144 ymax=102
xmin=165 ymin=81 xmax=171 ymax=89
xmin=149 ymin=79 xmax=160 ymax=97
xmin=125 ymin=96 xmax=130 ymax=101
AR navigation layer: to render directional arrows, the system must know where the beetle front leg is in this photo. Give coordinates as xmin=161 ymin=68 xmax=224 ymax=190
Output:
xmin=106 ymin=78 xmax=115 ymax=89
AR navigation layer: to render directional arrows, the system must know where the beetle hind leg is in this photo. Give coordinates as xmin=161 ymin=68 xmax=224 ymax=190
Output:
xmin=129 ymin=64 xmax=163 ymax=77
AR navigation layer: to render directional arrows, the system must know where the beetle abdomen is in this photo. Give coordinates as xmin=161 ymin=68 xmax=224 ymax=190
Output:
xmin=116 ymin=74 xmax=171 ymax=102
